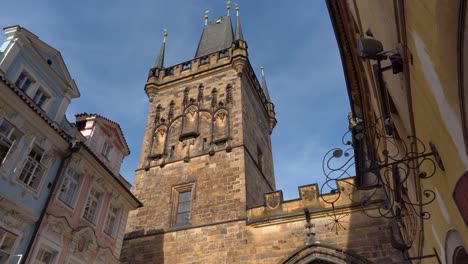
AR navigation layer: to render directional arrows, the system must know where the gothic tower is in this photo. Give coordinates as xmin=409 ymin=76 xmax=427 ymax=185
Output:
xmin=121 ymin=7 xmax=406 ymax=264
xmin=122 ymin=7 xmax=277 ymax=262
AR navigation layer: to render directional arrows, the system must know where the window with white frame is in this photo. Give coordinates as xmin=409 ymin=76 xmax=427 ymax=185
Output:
xmin=0 ymin=119 xmax=23 ymax=165
xmin=15 ymin=72 xmax=33 ymax=91
xmin=35 ymin=246 xmax=57 ymax=264
xmin=32 ymin=87 xmax=49 ymax=109
xmin=103 ymin=204 xmax=120 ymax=237
xmin=83 ymin=188 xmax=103 ymax=224
xmin=0 ymin=228 xmax=17 ymax=263
xmin=58 ymin=167 xmax=81 ymax=206
xmin=18 ymin=145 xmax=46 ymax=191
xmin=101 ymin=141 xmax=112 ymax=160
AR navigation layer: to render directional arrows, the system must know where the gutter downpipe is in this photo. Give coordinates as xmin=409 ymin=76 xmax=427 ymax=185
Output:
xmin=21 ymin=140 xmax=81 ymax=264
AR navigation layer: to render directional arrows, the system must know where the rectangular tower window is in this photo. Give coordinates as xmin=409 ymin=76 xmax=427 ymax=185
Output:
xmin=15 ymin=72 xmax=33 ymax=91
xmin=18 ymin=145 xmax=46 ymax=191
xmin=171 ymin=183 xmax=194 ymax=226
xmin=0 ymin=119 xmax=23 ymax=165
xmin=202 ymin=138 xmax=208 ymax=151
xmin=176 ymin=191 xmax=191 ymax=224
xmin=257 ymin=145 xmax=263 ymax=172
xmin=170 ymin=145 xmax=175 ymax=158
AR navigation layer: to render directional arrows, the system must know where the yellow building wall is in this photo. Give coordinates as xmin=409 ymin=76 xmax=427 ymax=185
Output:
xmin=337 ymin=0 xmax=467 ymax=262
xmin=405 ymin=0 xmax=467 ymax=261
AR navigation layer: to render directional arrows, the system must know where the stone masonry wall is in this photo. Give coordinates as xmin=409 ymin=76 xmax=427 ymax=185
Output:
xmin=240 ymin=75 xmax=276 ymax=208
xmin=121 ymin=209 xmax=403 ymax=263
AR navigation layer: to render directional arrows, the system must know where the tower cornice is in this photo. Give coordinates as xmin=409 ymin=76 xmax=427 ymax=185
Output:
xmin=144 ymin=41 xmax=276 ymax=132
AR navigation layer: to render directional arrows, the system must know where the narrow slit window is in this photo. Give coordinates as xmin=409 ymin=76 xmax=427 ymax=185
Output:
xmin=202 ymin=138 xmax=208 ymax=150
xmin=257 ymin=145 xmax=263 ymax=172
xmin=170 ymin=145 xmax=175 ymax=158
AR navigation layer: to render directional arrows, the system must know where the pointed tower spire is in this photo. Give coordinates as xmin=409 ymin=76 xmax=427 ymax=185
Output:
xmin=154 ymin=29 xmax=167 ymax=69
xmin=261 ymin=65 xmax=271 ymax=101
xmin=227 ymin=1 xmax=231 ymax=16
xmin=235 ymin=5 xmax=244 ymax=40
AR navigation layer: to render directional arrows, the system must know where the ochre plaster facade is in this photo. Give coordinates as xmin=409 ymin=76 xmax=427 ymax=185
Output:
xmin=327 ymin=0 xmax=468 ymax=263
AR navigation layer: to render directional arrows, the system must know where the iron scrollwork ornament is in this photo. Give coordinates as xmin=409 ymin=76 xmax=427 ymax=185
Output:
xmin=320 ymin=115 xmax=444 ymax=248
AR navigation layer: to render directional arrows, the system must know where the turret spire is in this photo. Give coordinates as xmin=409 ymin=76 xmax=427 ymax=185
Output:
xmin=205 ymin=10 xmax=209 ymax=26
xmin=154 ymin=29 xmax=167 ymax=69
xmin=227 ymin=1 xmax=231 ymax=16
xmin=235 ymin=5 xmax=244 ymax=40
xmin=261 ymin=65 xmax=271 ymax=101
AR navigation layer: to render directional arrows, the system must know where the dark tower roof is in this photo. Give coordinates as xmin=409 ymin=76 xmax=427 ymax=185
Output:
xmin=235 ymin=7 xmax=244 ymax=40
xmin=195 ymin=16 xmax=234 ymax=58
xmin=154 ymin=30 xmax=167 ymax=69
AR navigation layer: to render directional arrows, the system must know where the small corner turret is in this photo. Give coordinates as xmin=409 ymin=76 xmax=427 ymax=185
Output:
xmin=261 ymin=65 xmax=277 ymax=133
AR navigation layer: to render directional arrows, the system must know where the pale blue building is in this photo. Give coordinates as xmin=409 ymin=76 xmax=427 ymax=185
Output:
xmin=0 ymin=25 xmax=80 ymax=263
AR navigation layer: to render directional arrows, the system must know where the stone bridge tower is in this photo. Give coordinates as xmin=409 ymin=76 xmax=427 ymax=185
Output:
xmin=121 ymin=7 xmax=405 ymax=264
xmin=122 ymin=7 xmax=277 ymax=263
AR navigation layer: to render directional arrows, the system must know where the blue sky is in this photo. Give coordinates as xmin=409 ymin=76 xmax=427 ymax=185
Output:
xmin=1 ymin=0 xmax=350 ymax=199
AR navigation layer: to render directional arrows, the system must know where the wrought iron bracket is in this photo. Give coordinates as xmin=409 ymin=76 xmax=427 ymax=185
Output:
xmin=404 ymin=248 xmax=441 ymax=263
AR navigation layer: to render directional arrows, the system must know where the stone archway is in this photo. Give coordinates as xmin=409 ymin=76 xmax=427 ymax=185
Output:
xmin=279 ymin=244 xmax=371 ymax=264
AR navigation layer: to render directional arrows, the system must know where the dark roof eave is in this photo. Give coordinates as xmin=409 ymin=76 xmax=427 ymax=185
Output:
xmin=326 ymin=0 xmax=369 ymax=180
xmin=325 ymin=0 xmax=358 ymax=116
xmin=0 ymin=74 xmax=71 ymax=142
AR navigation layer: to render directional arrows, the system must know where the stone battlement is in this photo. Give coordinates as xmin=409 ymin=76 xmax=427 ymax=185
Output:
xmin=144 ymin=40 xmax=272 ymax=113
xmin=247 ymin=177 xmax=385 ymax=227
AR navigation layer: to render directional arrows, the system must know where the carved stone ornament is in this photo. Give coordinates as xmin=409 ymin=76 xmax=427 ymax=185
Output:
xmin=0 ymin=209 xmax=24 ymax=230
xmin=45 ymin=216 xmax=71 ymax=243
xmin=156 ymin=127 xmax=166 ymax=137
xmin=97 ymin=248 xmax=115 ymax=263
xmin=265 ymin=191 xmax=283 ymax=209
xmin=72 ymin=227 xmax=98 ymax=256
xmin=215 ymin=110 xmax=227 ymax=122
xmin=300 ymin=185 xmax=317 ymax=201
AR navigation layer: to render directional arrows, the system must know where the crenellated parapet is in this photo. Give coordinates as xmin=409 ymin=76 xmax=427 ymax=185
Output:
xmin=144 ymin=40 xmax=275 ymax=132
xmin=145 ymin=40 xmax=246 ymax=92
xmin=247 ymin=177 xmax=385 ymax=227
